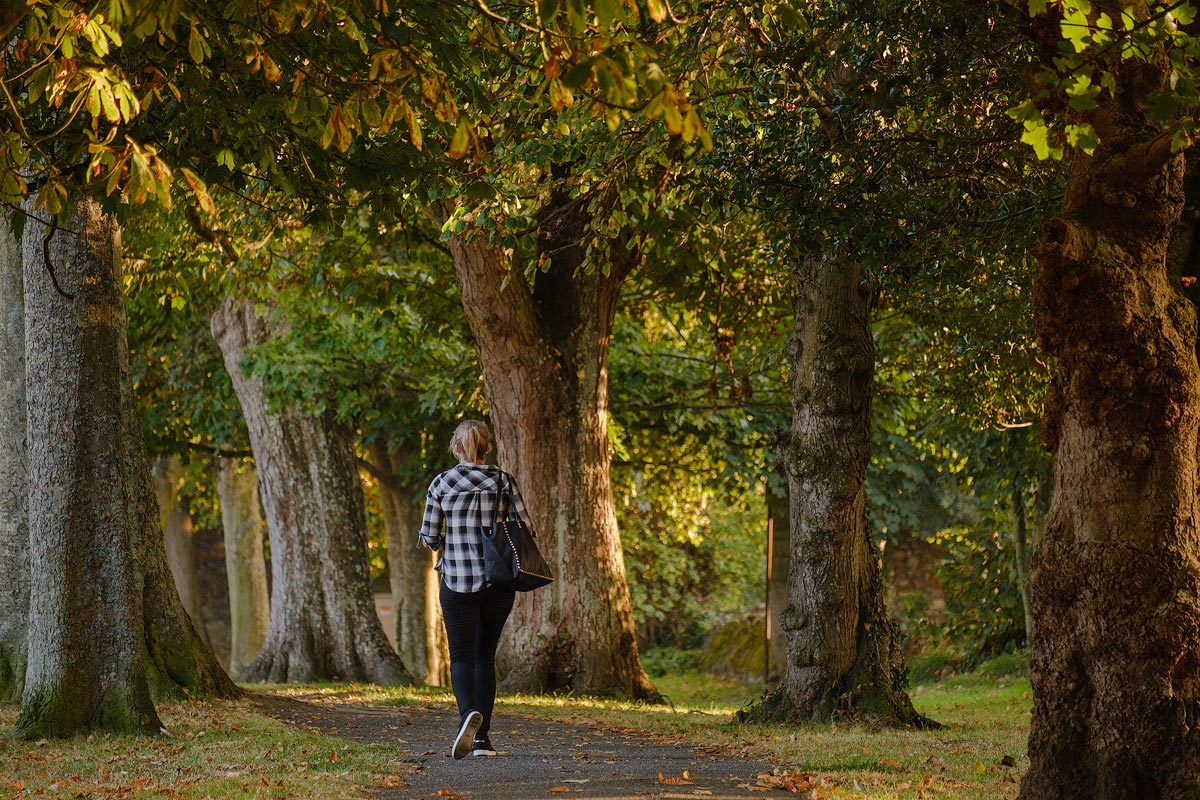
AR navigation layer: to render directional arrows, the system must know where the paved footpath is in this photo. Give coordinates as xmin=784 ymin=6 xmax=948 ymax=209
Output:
xmin=253 ymin=692 xmax=786 ymax=800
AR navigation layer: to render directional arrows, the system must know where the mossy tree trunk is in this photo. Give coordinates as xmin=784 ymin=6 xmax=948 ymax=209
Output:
xmin=16 ymin=198 xmax=236 ymax=740
xmin=741 ymin=256 xmax=926 ymax=728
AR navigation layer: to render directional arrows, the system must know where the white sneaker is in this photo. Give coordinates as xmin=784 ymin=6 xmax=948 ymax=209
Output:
xmin=452 ymin=711 xmax=483 ymax=760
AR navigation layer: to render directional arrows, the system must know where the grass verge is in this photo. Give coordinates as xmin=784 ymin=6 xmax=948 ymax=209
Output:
xmin=2 ymin=664 xmax=1029 ymax=799
xmin=1 ymin=697 xmax=405 ymax=799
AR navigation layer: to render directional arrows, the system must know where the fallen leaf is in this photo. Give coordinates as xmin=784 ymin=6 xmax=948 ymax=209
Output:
xmin=548 ymin=787 xmax=571 ymax=794
xmin=755 ymin=770 xmax=821 ymax=797
xmin=658 ymin=771 xmax=695 ymax=785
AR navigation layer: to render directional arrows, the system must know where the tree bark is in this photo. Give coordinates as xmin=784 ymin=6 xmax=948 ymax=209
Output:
xmin=154 ymin=456 xmax=210 ymax=647
xmin=1017 ymin=66 xmax=1200 ymax=800
xmin=765 ymin=478 xmax=790 ymax=685
xmin=1011 ymin=481 xmax=1034 ymax=646
xmin=434 ymin=198 xmax=658 ymax=700
xmin=370 ymin=440 xmax=448 ymax=686
xmin=741 ymin=256 xmax=925 ymax=727
xmin=217 ymin=456 xmax=270 ymax=680
xmin=211 ymin=296 xmax=412 ymax=685
xmin=0 ymin=209 xmax=27 ymax=702
xmin=16 ymin=198 xmax=236 ymax=738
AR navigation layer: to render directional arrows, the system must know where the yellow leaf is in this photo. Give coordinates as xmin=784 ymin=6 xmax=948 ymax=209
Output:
xmin=404 ymin=102 xmax=423 ymax=150
xmin=180 ymin=167 xmax=215 ymax=215
xmin=262 ymin=53 xmax=282 ymax=82
xmin=549 ymin=78 xmax=574 ymax=110
xmin=331 ymin=106 xmax=353 ymax=152
xmin=447 ymin=117 xmax=470 ymax=159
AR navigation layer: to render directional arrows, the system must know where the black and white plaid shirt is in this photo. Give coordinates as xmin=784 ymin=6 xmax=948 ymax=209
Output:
xmin=418 ymin=463 xmax=530 ymax=592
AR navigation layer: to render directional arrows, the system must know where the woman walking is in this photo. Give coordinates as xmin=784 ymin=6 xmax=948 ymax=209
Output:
xmin=418 ymin=419 xmax=529 ymax=758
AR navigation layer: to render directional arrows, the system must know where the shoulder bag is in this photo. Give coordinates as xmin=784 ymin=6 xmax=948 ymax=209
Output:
xmin=482 ymin=474 xmax=554 ymax=592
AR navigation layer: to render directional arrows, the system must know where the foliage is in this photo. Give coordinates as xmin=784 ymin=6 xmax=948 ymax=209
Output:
xmin=869 ymin=307 xmax=1050 ymax=661
xmin=1007 ymin=0 xmax=1200 ymax=159
xmin=638 ymin=646 xmax=700 ymax=677
xmin=124 ymin=200 xmax=249 ymax=458
xmin=610 ymin=281 xmax=788 ymax=648
xmin=0 ymin=0 xmax=506 ymax=222
xmin=935 ymin=525 xmax=1027 ymax=662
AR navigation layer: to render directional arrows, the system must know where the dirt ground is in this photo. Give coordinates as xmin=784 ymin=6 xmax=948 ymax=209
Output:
xmin=251 ymin=691 xmax=792 ymax=800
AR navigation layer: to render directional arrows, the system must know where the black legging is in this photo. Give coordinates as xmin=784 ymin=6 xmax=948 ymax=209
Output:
xmin=440 ymin=582 xmax=516 ymax=737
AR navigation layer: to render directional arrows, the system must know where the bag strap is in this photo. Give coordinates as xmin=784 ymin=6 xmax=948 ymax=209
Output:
xmin=485 ymin=471 xmax=509 ymax=531
xmin=492 ymin=471 xmax=522 ymax=525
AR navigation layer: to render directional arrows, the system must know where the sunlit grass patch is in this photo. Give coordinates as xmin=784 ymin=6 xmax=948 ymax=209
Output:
xmin=496 ymin=666 xmax=1030 ymax=800
xmin=0 ymin=696 xmax=403 ymax=799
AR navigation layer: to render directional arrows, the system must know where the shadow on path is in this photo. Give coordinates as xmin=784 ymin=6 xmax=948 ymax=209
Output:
xmin=251 ymin=691 xmax=785 ymax=800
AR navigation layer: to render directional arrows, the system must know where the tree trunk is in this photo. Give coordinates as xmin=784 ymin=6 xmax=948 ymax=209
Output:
xmin=154 ymin=456 xmax=210 ymax=647
xmin=17 ymin=198 xmax=160 ymax=737
xmin=136 ymin=434 xmax=238 ymax=703
xmin=0 ymin=209 xmax=27 ymax=702
xmin=741 ymin=256 xmax=925 ymax=727
xmin=16 ymin=199 xmax=236 ymax=738
xmin=217 ymin=456 xmax=270 ymax=680
xmin=211 ymin=296 xmax=412 ymax=685
xmin=370 ymin=440 xmax=448 ymax=686
xmin=434 ymin=199 xmax=657 ymax=699
xmin=1018 ymin=71 xmax=1200 ymax=800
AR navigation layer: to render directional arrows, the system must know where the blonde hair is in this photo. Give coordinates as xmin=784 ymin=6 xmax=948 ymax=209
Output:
xmin=450 ymin=419 xmax=492 ymax=463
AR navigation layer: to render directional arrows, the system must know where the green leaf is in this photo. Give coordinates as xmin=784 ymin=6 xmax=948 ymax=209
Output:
xmin=1020 ymin=124 xmax=1056 ymax=160
xmin=187 ymin=25 xmax=209 ymax=64
xmin=1065 ymin=122 xmax=1099 ymax=153
xmin=1061 ymin=0 xmax=1095 ymax=53
xmin=1066 ymin=73 xmax=1101 ymax=111
xmin=776 ymin=3 xmax=807 ymax=31
xmin=595 ymin=0 xmax=621 ymax=29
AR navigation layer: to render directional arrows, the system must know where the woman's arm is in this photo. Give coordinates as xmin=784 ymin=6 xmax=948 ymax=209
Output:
xmin=417 ymin=482 xmax=445 ymax=550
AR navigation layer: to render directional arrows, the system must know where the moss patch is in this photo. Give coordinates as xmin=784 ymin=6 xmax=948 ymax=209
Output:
xmin=696 ymin=611 xmax=766 ymax=683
